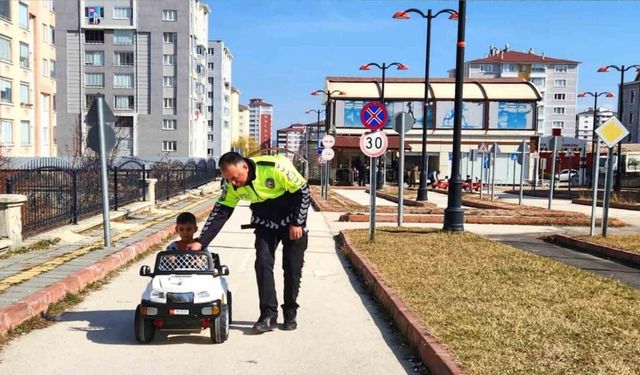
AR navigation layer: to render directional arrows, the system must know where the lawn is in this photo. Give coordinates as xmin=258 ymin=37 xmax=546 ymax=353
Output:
xmin=344 ymin=228 xmax=640 ymax=374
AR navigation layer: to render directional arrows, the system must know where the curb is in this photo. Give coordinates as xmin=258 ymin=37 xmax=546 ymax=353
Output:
xmin=0 ymin=204 xmax=213 ymax=337
xmin=545 ymin=234 xmax=640 ymax=267
xmin=338 ymin=232 xmax=465 ymax=375
xmin=571 ymin=199 xmax=640 ymax=211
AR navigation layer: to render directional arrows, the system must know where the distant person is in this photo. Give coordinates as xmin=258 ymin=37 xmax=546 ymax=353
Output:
xmin=408 ymin=163 xmax=419 ymax=188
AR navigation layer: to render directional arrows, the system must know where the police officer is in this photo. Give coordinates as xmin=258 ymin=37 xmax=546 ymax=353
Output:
xmin=187 ymin=151 xmax=310 ymax=333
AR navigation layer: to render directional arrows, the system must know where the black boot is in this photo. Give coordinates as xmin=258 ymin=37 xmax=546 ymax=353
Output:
xmin=282 ymin=309 xmax=297 ymax=331
xmin=252 ymin=312 xmax=277 ymax=333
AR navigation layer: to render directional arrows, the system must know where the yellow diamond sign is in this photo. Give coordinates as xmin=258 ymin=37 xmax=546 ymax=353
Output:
xmin=595 ymin=117 xmax=629 ymax=148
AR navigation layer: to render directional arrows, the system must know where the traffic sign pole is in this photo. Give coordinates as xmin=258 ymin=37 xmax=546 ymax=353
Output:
xmin=398 ymin=117 xmax=405 ymax=227
xmin=590 ymin=139 xmax=601 ymax=236
xmin=97 ymin=97 xmax=111 ymax=248
xmin=548 ymin=135 xmax=558 ymax=210
xmin=519 ymin=140 xmax=526 ymax=205
xmin=491 ymin=143 xmax=497 ymax=201
xmin=602 ymin=146 xmax=615 ymax=237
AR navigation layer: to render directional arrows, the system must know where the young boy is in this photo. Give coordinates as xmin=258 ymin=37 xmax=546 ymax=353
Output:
xmin=166 ymin=212 xmax=200 ymax=251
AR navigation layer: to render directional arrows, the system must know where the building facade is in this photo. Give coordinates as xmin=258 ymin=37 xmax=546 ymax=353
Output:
xmin=54 ymin=0 xmax=210 ymax=158
xmin=575 ymin=107 xmax=615 ymax=144
xmin=276 ymin=123 xmax=305 ymax=154
xmin=0 ymin=0 xmax=57 ymax=157
xmin=460 ymin=46 xmax=579 ymax=138
xmin=237 ymin=103 xmax=249 ymax=140
xmin=622 ymin=74 xmax=640 ymax=144
xmin=206 ymin=40 xmax=232 ymax=161
xmin=248 ymin=98 xmax=272 ymax=149
xmin=229 ymin=86 xmax=239 ymax=143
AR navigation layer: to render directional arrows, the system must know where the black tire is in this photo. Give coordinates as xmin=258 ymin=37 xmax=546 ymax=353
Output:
xmin=210 ymin=304 xmax=229 ymax=344
xmin=134 ymin=305 xmax=155 ymax=343
xmin=227 ymin=291 xmax=233 ymax=324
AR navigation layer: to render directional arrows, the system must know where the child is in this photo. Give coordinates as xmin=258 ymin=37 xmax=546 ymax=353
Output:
xmin=166 ymin=212 xmax=200 ymax=251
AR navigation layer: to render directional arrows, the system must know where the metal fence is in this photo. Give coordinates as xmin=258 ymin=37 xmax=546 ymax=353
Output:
xmin=2 ymin=157 xmax=216 ymax=237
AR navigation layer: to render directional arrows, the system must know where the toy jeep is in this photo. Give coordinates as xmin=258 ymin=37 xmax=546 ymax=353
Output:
xmin=134 ymin=250 xmax=232 ymax=344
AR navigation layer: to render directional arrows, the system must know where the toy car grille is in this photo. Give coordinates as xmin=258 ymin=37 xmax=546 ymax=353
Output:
xmin=158 ymin=253 xmax=210 ymax=272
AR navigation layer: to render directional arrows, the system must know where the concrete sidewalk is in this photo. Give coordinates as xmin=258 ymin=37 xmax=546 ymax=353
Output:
xmin=0 ymin=203 xmax=417 ymax=374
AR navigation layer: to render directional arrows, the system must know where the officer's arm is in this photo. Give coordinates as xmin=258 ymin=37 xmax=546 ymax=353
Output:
xmin=275 ymin=160 xmax=310 ymax=226
xmin=197 ymin=183 xmax=239 ymax=248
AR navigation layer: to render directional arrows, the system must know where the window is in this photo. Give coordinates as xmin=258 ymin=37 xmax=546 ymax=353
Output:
xmin=162 ymin=119 xmax=176 ymax=130
xmin=85 ymin=51 xmax=104 ymax=66
xmin=554 ymin=79 xmax=567 ymax=87
xmin=113 ymin=73 xmax=133 ymax=88
xmin=207 ymin=134 xmax=213 ymax=141
xmin=41 ymin=59 xmax=48 ymax=77
xmin=553 ymin=93 xmax=566 ymax=101
xmin=19 ymin=43 xmax=29 ymax=68
xmin=19 ymin=2 xmax=28 ymax=29
xmin=0 ymin=35 xmax=11 ymax=62
xmin=207 ymin=149 xmax=213 ymax=156
xmin=1 ymin=119 xmax=12 ymax=144
xmin=113 ymin=51 xmax=134 ymax=66
xmin=530 ymin=77 xmax=545 ymax=87
xmin=0 ymin=0 xmax=10 ymax=21
xmin=532 ymin=64 xmax=545 ymax=73
xmin=208 ymin=62 xmax=214 ymax=70
xmin=553 ymin=107 xmax=565 ymax=115
xmin=207 ymin=120 xmax=213 ymax=129
xmin=519 ymin=65 xmax=528 ymax=72
xmin=0 ymin=78 xmax=11 ymax=103
xmin=207 ymin=91 xmax=213 ymax=98
xmin=479 ymin=64 xmax=493 ymax=73
xmin=630 ymin=112 xmax=635 ymax=123
xmin=208 ymin=48 xmax=214 ymax=55
xmin=85 ymin=72 xmax=104 ymax=87
xmin=85 ymin=30 xmax=104 ymax=44
xmin=20 ymin=82 xmax=28 ymax=105
xmin=163 ymin=54 xmax=175 ymax=65
xmin=113 ymin=30 xmax=133 ymax=45
xmin=208 ymin=77 xmax=213 ymax=84
xmin=163 ymin=76 xmax=176 ymax=87
xmin=552 ymin=121 xmax=565 ymax=129
xmin=555 ymin=65 xmax=568 ymax=73
xmin=162 ymin=10 xmax=177 ymax=21
xmin=631 ymin=91 xmax=636 ymax=104
xmin=50 ymin=60 xmax=55 ymax=78
xmin=85 ymin=94 xmax=103 ymax=108
xmin=162 ymin=141 xmax=176 ymax=152
xmin=114 ymin=95 xmax=134 ymax=109
xmin=84 ymin=6 xmax=104 ymax=24
xmin=43 ymin=0 xmax=53 ymax=12
xmin=163 ymin=32 xmax=176 ymax=43
xmin=502 ymin=64 xmax=516 ymax=72
xmin=113 ymin=7 xmax=132 ymax=19
xmin=49 ymin=25 xmax=55 ymax=44
xmin=20 ymin=120 xmax=29 ymax=145
xmin=163 ymin=98 xmax=175 ymax=108
xmin=208 ymin=105 xmax=213 ymax=112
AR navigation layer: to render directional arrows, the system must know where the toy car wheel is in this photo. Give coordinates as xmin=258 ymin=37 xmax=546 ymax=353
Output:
xmin=134 ymin=305 xmax=155 ymax=343
xmin=210 ymin=304 xmax=229 ymax=344
xmin=227 ymin=291 xmax=233 ymax=323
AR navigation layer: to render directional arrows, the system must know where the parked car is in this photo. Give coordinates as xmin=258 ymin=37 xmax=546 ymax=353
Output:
xmin=555 ymin=169 xmax=579 ymax=183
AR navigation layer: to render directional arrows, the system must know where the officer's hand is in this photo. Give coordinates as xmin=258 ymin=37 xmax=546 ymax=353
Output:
xmin=289 ymin=225 xmax=303 ymax=241
xmin=185 ymin=242 xmax=203 ymax=251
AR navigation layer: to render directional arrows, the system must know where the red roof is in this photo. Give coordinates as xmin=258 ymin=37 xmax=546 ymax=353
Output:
xmin=468 ymin=50 xmax=579 ymax=65
xmin=333 ymin=135 xmax=411 ymax=151
xmin=326 ymin=77 xmax=525 ymax=84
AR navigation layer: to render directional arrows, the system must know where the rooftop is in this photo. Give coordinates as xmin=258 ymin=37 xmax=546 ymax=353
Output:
xmin=468 ymin=46 xmax=579 ymax=65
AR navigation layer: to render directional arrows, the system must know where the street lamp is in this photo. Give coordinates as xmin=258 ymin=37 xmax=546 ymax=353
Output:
xmin=310 ymin=89 xmax=346 ymax=134
xmin=597 ymin=64 xmax=640 ymax=191
xmin=393 ymin=7 xmax=458 ymax=202
xmin=577 ymin=91 xmax=614 ymax=236
xmin=359 ymin=62 xmax=409 ymax=191
xmin=306 ymin=108 xmax=326 ymax=196
xmin=443 ymin=0 xmax=466 ymax=232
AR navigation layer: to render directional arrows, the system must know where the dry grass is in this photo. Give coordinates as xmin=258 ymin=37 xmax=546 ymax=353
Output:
xmin=345 ymin=228 xmax=640 ymax=375
xmin=576 ymin=235 xmax=640 ymax=254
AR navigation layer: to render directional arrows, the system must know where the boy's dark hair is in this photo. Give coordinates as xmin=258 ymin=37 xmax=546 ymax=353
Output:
xmin=176 ymin=212 xmax=196 ymax=226
xmin=219 ymin=152 xmax=245 ymax=169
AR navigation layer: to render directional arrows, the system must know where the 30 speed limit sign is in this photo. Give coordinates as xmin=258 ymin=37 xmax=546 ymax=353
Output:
xmin=359 ymin=131 xmax=388 ymax=157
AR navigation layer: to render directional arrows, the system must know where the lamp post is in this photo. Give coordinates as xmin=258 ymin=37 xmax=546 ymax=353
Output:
xmin=311 ymin=90 xmax=345 ymax=198
xmin=443 ymin=0 xmax=466 ymax=232
xmin=360 ymin=62 xmax=409 ymax=191
xmin=578 ymin=91 xmax=615 ymax=236
xmin=393 ymin=7 xmax=457 ymax=202
xmin=597 ymin=64 xmax=640 ymax=191
xmin=306 ymin=109 xmax=326 ymax=196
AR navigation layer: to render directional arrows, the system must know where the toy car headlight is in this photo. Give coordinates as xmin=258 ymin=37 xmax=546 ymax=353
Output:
xmin=151 ymin=291 xmax=165 ymax=299
xmin=197 ymin=291 xmax=210 ymax=298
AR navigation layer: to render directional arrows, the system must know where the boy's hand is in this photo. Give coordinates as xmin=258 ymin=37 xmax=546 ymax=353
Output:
xmin=185 ymin=242 xmax=203 ymax=251
xmin=289 ymin=225 xmax=303 ymax=240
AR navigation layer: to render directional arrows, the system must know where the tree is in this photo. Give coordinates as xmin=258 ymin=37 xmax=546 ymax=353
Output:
xmin=231 ymin=136 xmax=259 ymax=156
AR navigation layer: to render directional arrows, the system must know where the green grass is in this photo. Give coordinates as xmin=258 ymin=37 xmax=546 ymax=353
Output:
xmin=345 ymin=228 xmax=640 ymax=375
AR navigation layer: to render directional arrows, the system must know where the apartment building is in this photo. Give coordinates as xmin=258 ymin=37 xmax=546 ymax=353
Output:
xmin=248 ymin=98 xmax=272 ymax=150
xmin=205 ymin=40 xmax=232 ymax=161
xmin=237 ymin=103 xmax=249 ymax=139
xmin=575 ymin=107 xmax=616 ymax=143
xmin=0 ymin=0 xmax=57 ymax=157
xmin=622 ymin=73 xmax=640 ymax=143
xmin=459 ymin=45 xmax=579 ymax=137
xmin=54 ymin=0 xmax=210 ymax=158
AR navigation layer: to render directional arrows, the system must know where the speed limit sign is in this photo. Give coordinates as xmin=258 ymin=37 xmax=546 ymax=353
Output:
xmin=359 ymin=131 xmax=388 ymax=158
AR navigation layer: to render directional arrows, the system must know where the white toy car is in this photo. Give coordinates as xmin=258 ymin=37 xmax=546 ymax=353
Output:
xmin=134 ymin=250 xmax=232 ymax=344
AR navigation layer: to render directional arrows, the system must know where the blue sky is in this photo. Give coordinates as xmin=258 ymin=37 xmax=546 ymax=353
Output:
xmin=206 ymin=0 xmax=640 ymax=132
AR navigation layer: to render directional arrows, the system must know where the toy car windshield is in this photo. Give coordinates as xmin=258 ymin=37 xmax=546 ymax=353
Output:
xmin=154 ymin=251 xmax=215 ymax=274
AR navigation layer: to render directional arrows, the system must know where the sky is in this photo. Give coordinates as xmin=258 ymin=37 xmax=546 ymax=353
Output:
xmin=206 ymin=0 xmax=640 ymax=132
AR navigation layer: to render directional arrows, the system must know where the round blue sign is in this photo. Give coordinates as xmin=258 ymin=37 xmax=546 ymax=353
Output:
xmin=360 ymin=101 xmax=388 ymax=131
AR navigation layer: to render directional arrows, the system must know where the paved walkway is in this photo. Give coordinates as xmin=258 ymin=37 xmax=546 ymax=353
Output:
xmin=0 ymin=204 xmax=416 ymax=374
xmin=333 ymin=188 xmax=396 ymax=206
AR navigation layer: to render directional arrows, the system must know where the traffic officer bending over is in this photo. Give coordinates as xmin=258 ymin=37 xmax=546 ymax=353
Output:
xmin=187 ymin=151 xmax=310 ymax=333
